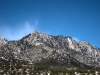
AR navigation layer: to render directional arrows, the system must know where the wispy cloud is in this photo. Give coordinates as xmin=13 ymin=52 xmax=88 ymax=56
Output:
xmin=0 ymin=21 xmax=38 ymax=40
xmin=72 ymin=37 xmax=79 ymax=42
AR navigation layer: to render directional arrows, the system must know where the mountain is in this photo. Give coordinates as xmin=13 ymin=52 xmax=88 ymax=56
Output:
xmin=0 ymin=36 xmax=7 ymax=46
xmin=0 ymin=31 xmax=100 ymax=70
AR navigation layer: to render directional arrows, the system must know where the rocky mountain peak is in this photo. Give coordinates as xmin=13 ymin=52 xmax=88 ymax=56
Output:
xmin=0 ymin=31 xmax=100 ymax=69
xmin=32 ymin=30 xmax=41 ymax=35
xmin=30 ymin=31 xmax=50 ymax=39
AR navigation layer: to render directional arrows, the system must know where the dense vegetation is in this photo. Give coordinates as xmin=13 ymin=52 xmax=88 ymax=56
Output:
xmin=0 ymin=60 xmax=100 ymax=75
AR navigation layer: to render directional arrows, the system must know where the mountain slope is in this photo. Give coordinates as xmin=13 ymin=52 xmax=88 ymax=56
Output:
xmin=0 ymin=36 xmax=7 ymax=46
xmin=0 ymin=31 xmax=100 ymax=69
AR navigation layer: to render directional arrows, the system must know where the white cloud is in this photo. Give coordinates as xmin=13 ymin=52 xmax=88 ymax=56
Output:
xmin=72 ymin=37 xmax=79 ymax=42
xmin=0 ymin=21 xmax=38 ymax=40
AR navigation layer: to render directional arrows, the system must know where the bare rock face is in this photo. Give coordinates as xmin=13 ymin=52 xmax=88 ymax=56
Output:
xmin=0 ymin=31 xmax=100 ymax=69
xmin=0 ymin=36 xmax=7 ymax=46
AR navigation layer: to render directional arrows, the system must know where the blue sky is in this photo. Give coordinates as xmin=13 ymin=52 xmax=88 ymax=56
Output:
xmin=0 ymin=0 xmax=100 ymax=47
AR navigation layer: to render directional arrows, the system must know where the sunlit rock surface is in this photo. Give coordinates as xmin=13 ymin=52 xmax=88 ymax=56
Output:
xmin=0 ymin=31 xmax=100 ymax=69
